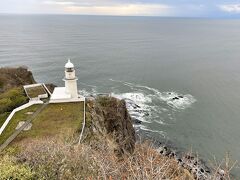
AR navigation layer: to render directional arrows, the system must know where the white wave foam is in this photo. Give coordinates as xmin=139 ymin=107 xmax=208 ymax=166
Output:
xmin=79 ymin=89 xmax=91 ymax=97
xmin=166 ymin=94 xmax=196 ymax=109
xmin=113 ymin=92 xmax=152 ymax=104
xmin=140 ymin=125 xmax=166 ymax=137
xmin=112 ymin=92 xmax=152 ymax=123
xmin=153 ymin=119 xmax=166 ymax=125
xmin=110 ymin=79 xmax=196 ymax=110
xmin=109 ymin=79 xmax=197 ymax=138
xmin=83 ymin=80 xmax=196 ymax=138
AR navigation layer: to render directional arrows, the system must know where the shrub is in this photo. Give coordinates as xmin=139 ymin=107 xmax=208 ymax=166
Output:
xmin=0 ymin=98 xmax=12 ymax=112
xmin=17 ymin=138 xmax=98 ymax=179
xmin=1 ymin=137 xmax=236 ymax=179
xmin=0 ymin=80 xmax=3 ymax=89
xmin=0 ymin=87 xmax=28 ymax=114
xmin=0 ymin=155 xmax=34 ymax=180
xmin=0 ymin=112 xmax=10 ymax=127
xmin=15 ymin=138 xmax=189 ymax=179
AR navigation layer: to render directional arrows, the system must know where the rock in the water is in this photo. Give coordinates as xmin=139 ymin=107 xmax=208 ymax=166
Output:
xmin=172 ymin=97 xmax=179 ymax=100
xmin=132 ymin=118 xmax=142 ymax=124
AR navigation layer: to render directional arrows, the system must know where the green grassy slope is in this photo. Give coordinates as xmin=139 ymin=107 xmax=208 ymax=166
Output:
xmin=14 ymin=102 xmax=84 ymax=145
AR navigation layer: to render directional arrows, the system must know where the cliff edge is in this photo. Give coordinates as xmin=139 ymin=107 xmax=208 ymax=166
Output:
xmin=86 ymin=96 xmax=136 ymax=157
xmin=0 ymin=67 xmax=36 ymax=93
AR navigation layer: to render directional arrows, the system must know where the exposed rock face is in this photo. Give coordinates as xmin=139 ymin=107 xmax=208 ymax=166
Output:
xmin=87 ymin=96 xmax=136 ymax=157
xmin=0 ymin=67 xmax=56 ymax=94
xmin=45 ymin=84 xmax=56 ymax=93
xmin=0 ymin=67 xmax=36 ymax=93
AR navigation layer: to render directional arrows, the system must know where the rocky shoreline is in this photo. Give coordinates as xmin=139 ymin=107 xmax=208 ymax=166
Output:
xmin=109 ymin=90 xmax=229 ymax=180
xmin=136 ymin=133 xmax=213 ymax=179
xmin=87 ymin=93 xmax=228 ymax=180
xmin=132 ymin=113 xmax=228 ymax=180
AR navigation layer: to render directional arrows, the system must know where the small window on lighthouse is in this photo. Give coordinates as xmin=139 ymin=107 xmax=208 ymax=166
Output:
xmin=66 ymin=68 xmax=73 ymax=72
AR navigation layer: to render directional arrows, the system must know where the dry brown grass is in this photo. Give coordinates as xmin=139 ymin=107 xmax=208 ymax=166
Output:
xmin=210 ymin=153 xmax=238 ymax=180
xmin=14 ymin=138 xmax=193 ymax=180
xmin=1 ymin=136 xmax=237 ymax=179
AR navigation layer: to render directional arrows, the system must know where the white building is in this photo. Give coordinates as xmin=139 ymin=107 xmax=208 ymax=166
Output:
xmin=50 ymin=59 xmax=84 ymax=103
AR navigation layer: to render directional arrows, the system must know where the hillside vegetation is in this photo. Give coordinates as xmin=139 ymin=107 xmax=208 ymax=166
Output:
xmin=0 ymin=87 xmax=28 ymax=128
xmin=0 ymin=67 xmax=235 ymax=179
xmin=15 ymin=103 xmax=86 ymax=143
xmin=0 ymin=137 xmax=192 ymax=180
xmin=0 ymin=88 xmax=28 ymax=114
xmin=0 ymin=67 xmax=36 ymax=127
xmin=0 ymin=67 xmax=35 ymax=93
xmin=0 ymin=67 xmax=55 ymax=131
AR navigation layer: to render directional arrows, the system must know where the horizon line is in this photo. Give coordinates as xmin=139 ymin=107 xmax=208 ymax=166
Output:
xmin=0 ymin=13 xmax=239 ymax=19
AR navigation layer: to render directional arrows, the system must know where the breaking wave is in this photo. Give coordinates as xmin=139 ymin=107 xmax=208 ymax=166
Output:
xmin=112 ymin=92 xmax=153 ymax=123
xmin=80 ymin=79 xmax=196 ymax=138
xmin=110 ymin=79 xmax=196 ymax=137
xmin=110 ymin=79 xmax=196 ymax=110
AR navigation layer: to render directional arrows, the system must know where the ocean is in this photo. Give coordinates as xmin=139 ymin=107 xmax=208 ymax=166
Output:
xmin=1 ymin=15 xmax=240 ymax=175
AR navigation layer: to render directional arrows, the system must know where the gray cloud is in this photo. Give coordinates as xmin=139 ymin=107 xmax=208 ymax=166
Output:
xmin=218 ymin=4 xmax=240 ymax=13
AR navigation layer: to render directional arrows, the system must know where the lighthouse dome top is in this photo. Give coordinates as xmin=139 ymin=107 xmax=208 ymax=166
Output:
xmin=65 ymin=59 xmax=74 ymax=68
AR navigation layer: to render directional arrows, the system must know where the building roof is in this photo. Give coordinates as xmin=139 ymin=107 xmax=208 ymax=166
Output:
xmin=65 ymin=59 xmax=74 ymax=68
xmin=50 ymin=87 xmax=71 ymax=100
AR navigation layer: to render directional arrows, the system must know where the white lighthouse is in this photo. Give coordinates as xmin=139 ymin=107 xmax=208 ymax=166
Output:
xmin=50 ymin=59 xmax=84 ymax=103
xmin=64 ymin=59 xmax=78 ymax=98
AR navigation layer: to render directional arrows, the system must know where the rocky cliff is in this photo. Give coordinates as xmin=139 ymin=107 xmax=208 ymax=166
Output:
xmin=0 ymin=67 xmax=36 ymax=93
xmin=86 ymin=96 xmax=136 ymax=157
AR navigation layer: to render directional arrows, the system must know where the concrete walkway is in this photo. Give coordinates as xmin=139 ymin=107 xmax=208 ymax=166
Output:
xmin=0 ymin=102 xmax=48 ymax=152
xmin=0 ymin=99 xmax=44 ymax=135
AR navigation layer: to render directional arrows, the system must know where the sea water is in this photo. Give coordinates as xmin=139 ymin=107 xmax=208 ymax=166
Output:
xmin=1 ymin=15 xmax=240 ymax=176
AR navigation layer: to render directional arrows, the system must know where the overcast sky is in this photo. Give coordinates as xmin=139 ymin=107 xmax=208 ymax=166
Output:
xmin=1 ymin=0 xmax=240 ymax=17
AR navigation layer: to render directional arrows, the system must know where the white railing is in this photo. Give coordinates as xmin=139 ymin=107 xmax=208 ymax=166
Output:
xmin=0 ymin=100 xmax=43 ymax=135
xmin=78 ymin=97 xmax=86 ymax=144
xmin=42 ymin=83 xmax=52 ymax=96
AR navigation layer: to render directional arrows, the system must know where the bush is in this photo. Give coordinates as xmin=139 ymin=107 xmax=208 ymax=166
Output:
xmin=0 ymin=80 xmax=3 ymax=89
xmin=0 ymin=155 xmax=34 ymax=180
xmin=0 ymin=87 xmax=28 ymax=114
xmin=1 ymin=137 xmax=235 ymax=179
xmin=96 ymin=96 xmax=126 ymax=110
xmin=17 ymin=138 xmax=98 ymax=179
xmin=14 ymin=138 xmax=189 ymax=179
xmin=0 ymin=98 xmax=12 ymax=112
xmin=0 ymin=112 xmax=10 ymax=127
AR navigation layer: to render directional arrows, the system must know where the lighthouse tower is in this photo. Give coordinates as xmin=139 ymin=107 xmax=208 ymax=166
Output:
xmin=50 ymin=59 xmax=84 ymax=103
xmin=64 ymin=59 xmax=78 ymax=98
